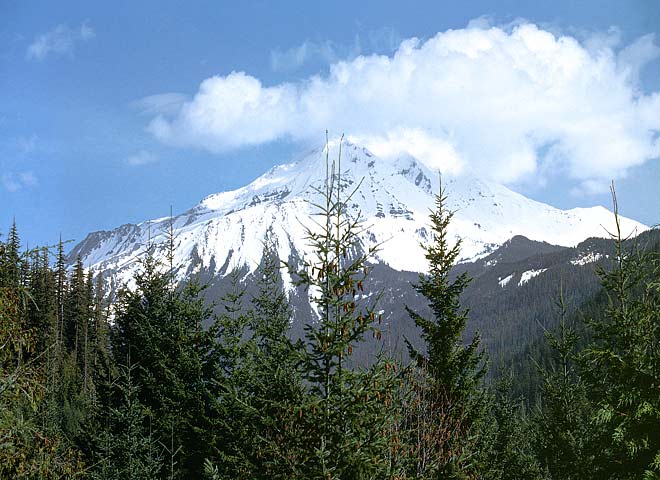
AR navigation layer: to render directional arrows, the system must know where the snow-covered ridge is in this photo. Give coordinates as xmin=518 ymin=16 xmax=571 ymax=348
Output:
xmin=519 ymin=269 xmax=548 ymax=286
xmin=69 ymin=140 xmax=648 ymax=291
xmin=571 ymin=252 xmax=604 ymax=266
xmin=498 ymin=274 xmax=514 ymax=288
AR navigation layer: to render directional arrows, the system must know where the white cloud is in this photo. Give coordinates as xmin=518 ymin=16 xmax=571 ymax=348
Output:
xmin=148 ymin=21 xmax=660 ymax=191
xmin=2 ymin=171 xmax=38 ymax=192
xmin=349 ymin=128 xmax=464 ymax=176
xmin=27 ymin=21 xmax=95 ymax=61
xmin=617 ymin=34 xmax=660 ymax=86
xmin=125 ymin=151 xmax=157 ymax=167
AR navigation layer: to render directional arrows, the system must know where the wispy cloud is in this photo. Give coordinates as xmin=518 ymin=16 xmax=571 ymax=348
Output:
xmin=27 ymin=21 xmax=95 ymax=61
xmin=125 ymin=151 xmax=157 ymax=167
xmin=16 ymin=134 xmax=38 ymax=154
xmin=270 ymin=40 xmax=342 ymax=71
xmin=132 ymin=93 xmax=190 ymax=116
xmin=2 ymin=171 xmax=38 ymax=192
xmin=148 ymin=21 xmax=660 ymax=193
xmin=270 ymin=28 xmax=400 ymax=72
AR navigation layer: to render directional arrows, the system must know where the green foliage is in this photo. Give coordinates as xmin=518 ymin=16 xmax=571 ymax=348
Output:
xmin=531 ymin=289 xmax=593 ymax=479
xmin=217 ymin=244 xmax=308 ymax=479
xmin=285 ymin=138 xmax=401 ymax=478
xmin=0 ymin=230 xmax=85 ymax=479
xmin=2 ymin=173 xmax=658 ymax=480
xmin=111 ymin=246 xmax=222 ymax=479
xmin=480 ymin=376 xmax=547 ymax=480
xmin=91 ymin=361 xmax=162 ymax=480
xmin=404 ymin=179 xmax=488 ymax=477
xmin=580 ymin=188 xmax=660 ymax=479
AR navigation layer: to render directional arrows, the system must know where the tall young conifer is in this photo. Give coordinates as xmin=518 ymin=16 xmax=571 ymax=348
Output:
xmin=404 ymin=179 xmax=487 ymax=477
xmin=581 ymin=186 xmax=660 ymax=479
xmin=288 ymin=136 xmax=400 ymax=479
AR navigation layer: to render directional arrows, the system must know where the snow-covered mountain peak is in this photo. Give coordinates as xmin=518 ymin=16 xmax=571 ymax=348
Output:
xmin=69 ymin=139 xmax=648 ymax=292
xmin=197 ymin=143 xmax=371 ymax=211
xmin=192 ymin=141 xmax=437 ymax=223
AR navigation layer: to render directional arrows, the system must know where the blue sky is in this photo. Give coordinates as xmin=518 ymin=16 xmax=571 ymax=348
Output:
xmin=1 ymin=0 xmax=659 ymax=248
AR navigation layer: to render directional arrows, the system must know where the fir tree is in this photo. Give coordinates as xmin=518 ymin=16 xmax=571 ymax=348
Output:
xmin=55 ymin=237 xmax=67 ymax=350
xmin=228 ymin=243 xmax=308 ymax=478
xmin=287 ymin=136 xmax=400 ymax=479
xmin=26 ymin=247 xmax=57 ymax=355
xmin=404 ymin=179 xmax=487 ymax=477
xmin=532 ymin=287 xmax=592 ymax=479
xmin=0 ymin=229 xmax=85 ymax=479
xmin=481 ymin=376 xmax=546 ymax=480
xmin=0 ymin=220 xmax=22 ymax=289
xmin=112 ymin=244 xmax=223 ymax=479
xmin=581 ymin=185 xmax=660 ymax=479
xmin=92 ymin=361 xmax=163 ymax=480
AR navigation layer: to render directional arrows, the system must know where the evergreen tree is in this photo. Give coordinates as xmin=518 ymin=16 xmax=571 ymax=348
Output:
xmin=55 ymin=237 xmax=67 ymax=350
xmin=57 ymin=256 xmax=95 ymax=440
xmin=112 ymin=245 xmax=223 ymax=479
xmin=481 ymin=376 xmax=547 ymax=480
xmin=581 ymin=186 xmax=660 ymax=479
xmin=0 ymin=220 xmax=22 ymax=289
xmin=91 ymin=271 xmax=113 ymax=406
xmin=287 ymin=137 xmax=400 ymax=479
xmin=0 ymin=229 xmax=85 ymax=479
xmin=212 ymin=268 xmax=259 ymax=477
xmin=252 ymin=240 xmax=292 ymax=355
xmin=226 ymin=243 xmax=308 ymax=479
xmin=92 ymin=361 xmax=163 ymax=480
xmin=26 ymin=247 xmax=57 ymax=355
xmin=532 ymin=288 xmax=593 ymax=479
xmin=404 ymin=179 xmax=487 ymax=477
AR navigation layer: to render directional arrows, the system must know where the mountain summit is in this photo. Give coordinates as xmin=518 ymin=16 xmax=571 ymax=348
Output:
xmin=69 ymin=141 xmax=647 ymax=289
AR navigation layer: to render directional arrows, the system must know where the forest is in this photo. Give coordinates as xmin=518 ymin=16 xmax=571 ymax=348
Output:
xmin=1 ymin=165 xmax=659 ymax=479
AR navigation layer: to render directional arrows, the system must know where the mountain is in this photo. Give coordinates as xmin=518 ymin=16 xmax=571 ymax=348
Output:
xmin=484 ymin=230 xmax=660 ymax=401
xmin=69 ymin=141 xmax=647 ymax=296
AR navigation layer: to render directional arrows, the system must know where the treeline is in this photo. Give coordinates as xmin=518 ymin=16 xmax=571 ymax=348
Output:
xmin=1 ymin=165 xmax=659 ymax=478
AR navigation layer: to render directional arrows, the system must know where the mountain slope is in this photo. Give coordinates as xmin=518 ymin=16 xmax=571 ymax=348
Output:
xmin=69 ymin=141 xmax=647 ymax=293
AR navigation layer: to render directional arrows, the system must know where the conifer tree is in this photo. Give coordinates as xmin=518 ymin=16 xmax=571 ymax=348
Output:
xmin=212 ymin=268 xmax=258 ymax=476
xmin=481 ymin=376 xmax=546 ymax=480
xmin=26 ymin=247 xmax=57 ymax=355
xmin=287 ymin=137 xmax=400 ymax=479
xmin=223 ymin=243 xmax=308 ymax=479
xmin=92 ymin=361 xmax=163 ymax=480
xmin=112 ymin=243 xmax=223 ymax=479
xmin=91 ymin=272 xmax=112 ymax=406
xmin=252 ymin=240 xmax=291 ymax=354
xmin=0 ymin=220 xmax=22 ymax=289
xmin=0 ymin=229 xmax=85 ymax=479
xmin=404 ymin=179 xmax=487 ymax=477
xmin=581 ymin=186 xmax=660 ymax=479
xmin=57 ymin=256 xmax=95 ymax=440
xmin=532 ymin=288 xmax=592 ymax=479
xmin=55 ymin=237 xmax=67 ymax=349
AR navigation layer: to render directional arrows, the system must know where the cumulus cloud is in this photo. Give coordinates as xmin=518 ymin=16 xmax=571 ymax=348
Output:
xmin=27 ymin=21 xmax=95 ymax=61
xmin=125 ymin=151 xmax=157 ymax=167
xmin=2 ymin=172 xmax=38 ymax=192
xmin=147 ymin=21 xmax=660 ymax=191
